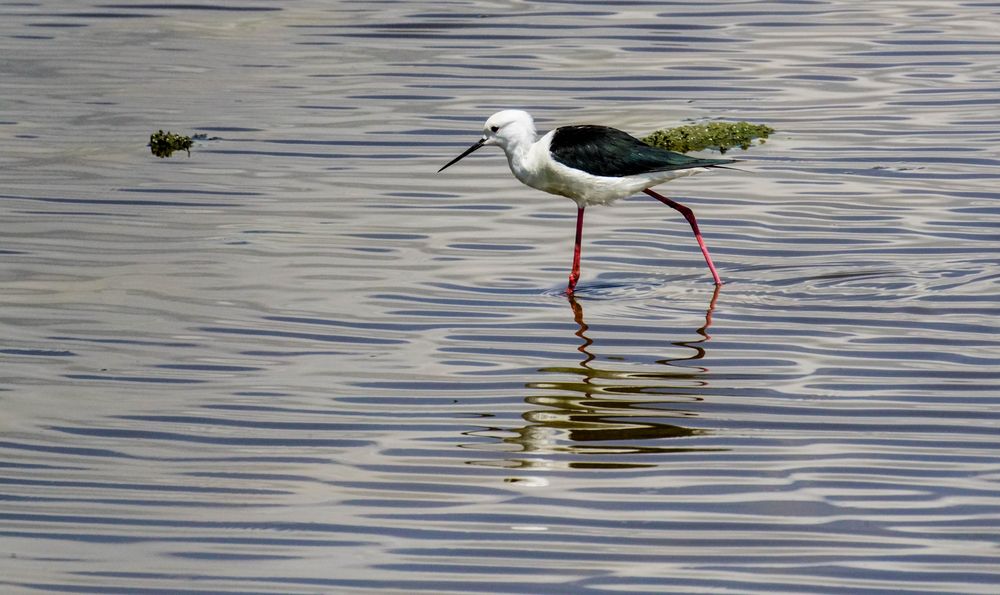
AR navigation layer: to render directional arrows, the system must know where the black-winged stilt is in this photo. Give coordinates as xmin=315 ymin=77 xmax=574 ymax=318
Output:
xmin=438 ymin=109 xmax=735 ymax=295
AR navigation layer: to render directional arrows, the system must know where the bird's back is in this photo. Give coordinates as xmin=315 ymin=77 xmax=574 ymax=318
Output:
xmin=549 ymin=125 xmax=734 ymax=178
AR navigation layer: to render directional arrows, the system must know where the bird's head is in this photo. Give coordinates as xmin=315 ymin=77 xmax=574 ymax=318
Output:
xmin=482 ymin=109 xmax=535 ymax=149
xmin=438 ymin=110 xmax=536 ymax=172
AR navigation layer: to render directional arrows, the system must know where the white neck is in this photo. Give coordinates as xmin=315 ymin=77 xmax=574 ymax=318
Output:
xmin=498 ymin=126 xmax=538 ymax=180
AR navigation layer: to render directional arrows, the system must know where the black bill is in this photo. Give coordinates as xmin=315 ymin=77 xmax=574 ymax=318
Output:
xmin=438 ymin=138 xmax=486 ymax=172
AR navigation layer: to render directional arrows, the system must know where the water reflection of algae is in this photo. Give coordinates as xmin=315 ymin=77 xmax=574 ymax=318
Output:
xmin=486 ymin=287 xmax=724 ymax=469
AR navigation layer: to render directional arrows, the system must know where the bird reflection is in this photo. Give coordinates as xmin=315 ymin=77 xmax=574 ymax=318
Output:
xmin=503 ymin=286 xmax=722 ymax=467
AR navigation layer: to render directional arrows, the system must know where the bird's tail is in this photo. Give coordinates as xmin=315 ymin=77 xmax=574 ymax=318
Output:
xmin=708 ymin=162 xmax=746 ymax=173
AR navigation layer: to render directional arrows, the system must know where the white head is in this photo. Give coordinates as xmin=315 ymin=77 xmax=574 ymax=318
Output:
xmin=482 ymin=109 xmax=536 ymax=149
xmin=438 ymin=110 xmax=536 ymax=172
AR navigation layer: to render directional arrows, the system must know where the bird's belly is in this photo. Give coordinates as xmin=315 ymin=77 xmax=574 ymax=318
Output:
xmin=524 ymin=163 xmax=678 ymax=207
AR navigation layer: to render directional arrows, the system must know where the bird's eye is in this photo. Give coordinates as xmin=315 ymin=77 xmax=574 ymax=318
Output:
xmin=490 ymin=125 xmax=499 ymax=132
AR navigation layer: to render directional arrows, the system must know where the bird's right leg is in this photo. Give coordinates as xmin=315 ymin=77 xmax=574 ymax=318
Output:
xmin=643 ymin=189 xmax=723 ymax=285
xmin=567 ymin=206 xmax=585 ymax=295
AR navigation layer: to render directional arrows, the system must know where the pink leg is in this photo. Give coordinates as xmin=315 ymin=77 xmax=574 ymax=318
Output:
xmin=643 ymin=188 xmax=722 ymax=285
xmin=567 ymin=206 xmax=584 ymax=295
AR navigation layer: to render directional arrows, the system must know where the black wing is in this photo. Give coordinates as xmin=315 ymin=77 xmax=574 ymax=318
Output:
xmin=549 ymin=125 xmax=734 ymax=177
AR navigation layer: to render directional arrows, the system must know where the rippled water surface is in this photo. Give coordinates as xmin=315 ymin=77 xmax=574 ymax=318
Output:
xmin=2 ymin=1 xmax=1000 ymax=593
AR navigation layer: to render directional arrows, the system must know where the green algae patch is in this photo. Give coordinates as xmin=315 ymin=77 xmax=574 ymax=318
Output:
xmin=150 ymin=130 xmax=194 ymax=158
xmin=642 ymin=121 xmax=774 ymax=154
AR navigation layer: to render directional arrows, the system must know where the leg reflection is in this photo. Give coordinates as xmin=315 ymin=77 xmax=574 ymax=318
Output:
xmin=502 ymin=287 xmax=725 ymax=464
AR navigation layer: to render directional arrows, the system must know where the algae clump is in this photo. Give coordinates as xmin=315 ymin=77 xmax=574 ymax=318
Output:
xmin=642 ymin=121 xmax=774 ymax=154
xmin=149 ymin=130 xmax=194 ymax=158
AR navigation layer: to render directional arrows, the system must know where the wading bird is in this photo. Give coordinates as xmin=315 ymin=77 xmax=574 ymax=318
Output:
xmin=439 ymin=110 xmax=734 ymax=294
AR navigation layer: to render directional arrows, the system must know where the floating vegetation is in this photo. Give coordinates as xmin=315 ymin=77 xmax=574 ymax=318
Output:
xmin=149 ymin=130 xmax=193 ymax=158
xmin=642 ymin=121 xmax=774 ymax=154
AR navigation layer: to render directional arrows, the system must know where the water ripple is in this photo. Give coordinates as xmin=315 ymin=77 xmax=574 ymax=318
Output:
xmin=1 ymin=1 xmax=999 ymax=593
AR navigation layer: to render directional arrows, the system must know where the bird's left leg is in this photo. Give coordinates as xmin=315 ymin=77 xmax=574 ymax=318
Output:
xmin=643 ymin=189 xmax=722 ymax=285
xmin=567 ymin=206 xmax=585 ymax=295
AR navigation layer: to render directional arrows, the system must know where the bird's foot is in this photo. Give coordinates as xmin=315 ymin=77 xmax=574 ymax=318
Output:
xmin=566 ymin=274 xmax=579 ymax=295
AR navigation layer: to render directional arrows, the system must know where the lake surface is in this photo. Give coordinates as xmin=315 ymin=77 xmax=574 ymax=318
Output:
xmin=2 ymin=1 xmax=999 ymax=593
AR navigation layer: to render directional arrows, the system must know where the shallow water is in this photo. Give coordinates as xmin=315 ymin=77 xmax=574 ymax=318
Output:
xmin=2 ymin=1 xmax=999 ymax=593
